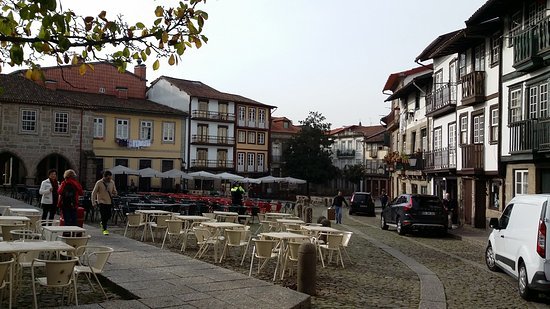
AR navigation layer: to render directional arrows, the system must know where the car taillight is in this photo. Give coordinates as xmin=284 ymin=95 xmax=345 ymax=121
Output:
xmin=404 ymin=199 xmax=413 ymax=211
xmin=537 ymin=219 xmax=546 ymax=258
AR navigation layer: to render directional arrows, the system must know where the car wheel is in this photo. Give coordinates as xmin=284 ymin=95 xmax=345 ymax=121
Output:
xmin=396 ymin=217 xmax=406 ymax=235
xmin=380 ymin=215 xmax=388 ymax=230
xmin=485 ymin=244 xmax=499 ymax=272
xmin=518 ymin=262 xmax=534 ymax=300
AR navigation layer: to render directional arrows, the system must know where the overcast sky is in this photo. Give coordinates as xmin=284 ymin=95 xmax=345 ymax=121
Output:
xmin=36 ymin=0 xmax=488 ymax=128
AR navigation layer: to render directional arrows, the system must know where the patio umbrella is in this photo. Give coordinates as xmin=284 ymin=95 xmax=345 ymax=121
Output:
xmin=240 ymin=177 xmax=261 ymax=184
xmin=108 ymin=165 xmax=139 ymax=175
xmin=159 ymin=169 xmax=193 ymax=180
xmin=284 ymin=177 xmax=307 ymax=184
xmin=188 ymin=171 xmax=220 ymax=190
xmin=257 ymin=175 xmax=285 ymax=183
xmin=216 ymin=172 xmax=244 ymax=181
xmin=137 ymin=167 xmax=161 ymax=178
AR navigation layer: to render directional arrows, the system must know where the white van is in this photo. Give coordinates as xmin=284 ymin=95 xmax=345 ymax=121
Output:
xmin=486 ymin=194 xmax=550 ymax=300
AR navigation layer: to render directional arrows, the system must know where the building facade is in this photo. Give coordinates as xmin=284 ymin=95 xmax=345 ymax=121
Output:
xmin=270 ymin=117 xmax=301 ymax=177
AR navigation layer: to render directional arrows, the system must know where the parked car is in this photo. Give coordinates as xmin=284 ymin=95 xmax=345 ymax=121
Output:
xmin=349 ymin=192 xmax=375 ymax=216
xmin=380 ymin=194 xmax=447 ymax=235
xmin=486 ymin=194 xmax=550 ymax=300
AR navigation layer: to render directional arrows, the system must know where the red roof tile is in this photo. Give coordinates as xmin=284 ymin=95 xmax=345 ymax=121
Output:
xmin=382 ymin=65 xmax=433 ymax=92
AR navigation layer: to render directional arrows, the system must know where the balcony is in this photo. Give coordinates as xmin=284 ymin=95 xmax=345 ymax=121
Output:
xmin=512 ymin=16 xmax=550 ymax=72
xmin=425 ymin=84 xmax=457 ymax=117
xmin=191 ymin=110 xmax=235 ymax=122
xmin=190 ymin=160 xmax=234 ymax=169
xmin=424 ymin=148 xmax=457 ymax=171
xmin=336 ymin=149 xmax=356 ymax=158
xmin=509 ymin=118 xmax=550 ymax=154
xmin=191 ymin=135 xmax=235 ymax=145
xmin=461 ymin=71 xmax=485 ymax=106
xmin=461 ymin=144 xmax=484 ymax=171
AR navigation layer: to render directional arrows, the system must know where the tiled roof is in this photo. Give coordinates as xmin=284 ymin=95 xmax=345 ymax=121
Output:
xmin=59 ymin=90 xmax=186 ymax=116
xmin=466 ymin=0 xmax=515 ymax=26
xmin=383 ymin=65 xmax=433 ymax=92
xmin=0 ymin=74 xmax=88 ymax=108
xmin=385 ymin=72 xmax=432 ymax=102
xmin=271 ymin=117 xmax=301 ymax=133
xmin=415 ymin=30 xmax=462 ymax=62
xmin=152 ymin=76 xmax=276 ymax=108
xmin=329 ymin=125 xmax=385 ymax=138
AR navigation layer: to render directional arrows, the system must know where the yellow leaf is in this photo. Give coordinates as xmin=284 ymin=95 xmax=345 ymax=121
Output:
xmin=155 ymin=6 xmax=164 ymax=17
xmin=25 ymin=69 xmax=32 ymax=79
xmin=31 ymin=69 xmax=42 ymax=81
xmin=168 ymin=55 xmax=175 ymax=66
xmin=79 ymin=64 xmax=87 ymax=75
xmin=153 ymin=59 xmax=160 ymax=70
xmin=162 ymin=31 xmax=168 ymax=43
xmin=71 ymin=55 xmax=79 ymax=65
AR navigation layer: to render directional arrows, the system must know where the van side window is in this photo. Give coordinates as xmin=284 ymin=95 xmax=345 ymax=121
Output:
xmin=499 ymin=204 xmax=514 ymax=229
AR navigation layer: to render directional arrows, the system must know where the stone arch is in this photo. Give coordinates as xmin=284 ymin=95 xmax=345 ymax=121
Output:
xmin=0 ymin=151 xmax=28 ymax=185
xmin=35 ymin=153 xmax=75 ymax=183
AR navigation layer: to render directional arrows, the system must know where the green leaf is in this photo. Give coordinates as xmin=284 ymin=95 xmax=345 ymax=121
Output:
xmin=135 ymin=22 xmax=145 ymax=29
xmin=10 ymin=44 xmax=23 ymax=65
xmin=123 ymin=47 xmax=130 ymax=58
xmin=153 ymin=59 xmax=160 ymax=70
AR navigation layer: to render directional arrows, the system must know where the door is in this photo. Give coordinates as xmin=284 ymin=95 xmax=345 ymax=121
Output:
xmin=463 ymin=179 xmax=472 ymax=225
xmin=161 ymin=160 xmax=173 ymax=192
xmin=541 ymin=169 xmax=550 ymax=193
xmin=138 ymin=160 xmax=151 ymax=192
xmin=493 ymin=203 xmax=514 ymax=273
xmin=474 ymin=180 xmax=487 ymax=228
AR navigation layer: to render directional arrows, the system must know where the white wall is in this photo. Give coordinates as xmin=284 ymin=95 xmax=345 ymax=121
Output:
xmin=147 ymin=79 xmax=190 ymax=112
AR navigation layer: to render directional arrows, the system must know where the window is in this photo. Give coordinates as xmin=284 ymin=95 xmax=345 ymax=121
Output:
xmin=509 ymin=88 xmax=523 ymax=123
xmin=258 ymin=132 xmax=265 ymax=145
xmin=217 ymin=126 xmax=228 ymax=143
xmin=508 ymin=11 xmax=521 ymax=47
xmin=473 ymin=44 xmax=485 ymax=71
xmin=197 ymin=124 xmax=208 ymax=142
xmin=449 ymin=59 xmax=457 ymax=100
xmin=21 ymin=109 xmax=37 ymax=132
xmin=420 ymin=128 xmax=427 ymax=152
xmin=93 ymin=118 xmax=104 ymax=138
xmin=257 ymin=153 xmax=265 ymax=172
xmin=283 ymin=121 xmax=289 ymax=128
xmin=420 ymin=186 xmax=428 ymax=195
xmin=247 ymin=153 xmax=255 ymax=170
xmin=197 ymin=148 xmax=208 ymax=166
xmin=238 ymin=106 xmax=246 ymax=122
xmin=237 ymin=152 xmax=245 ymax=167
xmin=472 ymin=113 xmax=484 ymax=144
xmin=53 ymin=112 xmax=69 ymax=134
xmin=490 ymin=105 xmax=499 ymax=143
xmin=514 ymin=170 xmax=529 ymax=196
xmin=247 ymin=131 xmax=256 ymax=144
xmin=458 ymin=53 xmax=467 ymax=78
xmin=490 ymin=180 xmax=501 ymax=210
xmin=433 ymin=127 xmax=442 ymax=150
xmin=238 ymin=130 xmax=246 ymax=143
xmin=499 ymin=204 xmax=514 ymax=229
xmin=116 ymin=119 xmax=129 ymax=139
xmin=448 ymin=123 xmax=456 ymax=149
xmin=140 ymin=120 xmax=152 ymax=140
xmin=248 ymin=108 xmax=256 ymax=125
xmin=217 ymin=150 xmax=228 ymax=167
xmin=528 ymin=1 xmax=546 ymax=26
xmin=434 ymin=69 xmax=443 ymax=90
xmin=198 ymin=99 xmax=208 ymax=117
xmin=527 ymin=82 xmax=549 ymax=119
xmin=460 ymin=115 xmax=468 ymax=144
xmin=162 ymin=122 xmax=175 ymax=142
xmin=411 ymin=184 xmax=418 ymax=194
xmin=218 ymin=102 xmax=228 ymax=119
xmin=415 ymin=92 xmax=420 ymax=110
xmin=490 ymin=34 xmax=500 ymax=66
xmin=258 ymin=109 xmax=266 ymax=124
xmin=411 ymin=131 xmax=417 ymax=153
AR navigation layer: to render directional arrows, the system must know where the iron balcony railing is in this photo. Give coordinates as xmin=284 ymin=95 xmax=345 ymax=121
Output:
xmin=425 ymin=84 xmax=457 ymax=116
xmin=191 ymin=110 xmax=235 ymax=121
xmin=461 ymin=71 xmax=485 ymax=105
xmin=191 ymin=135 xmax=235 ymax=145
xmin=424 ymin=148 xmax=457 ymax=170
xmin=513 ymin=15 xmax=550 ymax=70
xmin=336 ymin=149 xmax=356 ymax=158
xmin=190 ymin=160 xmax=234 ymax=169
xmin=509 ymin=118 xmax=550 ymax=153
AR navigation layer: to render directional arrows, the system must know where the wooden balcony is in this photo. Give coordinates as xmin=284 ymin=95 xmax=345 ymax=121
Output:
xmin=336 ymin=149 xmax=355 ymax=158
xmin=461 ymin=144 xmax=484 ymax=171
xmin=190 ymin=160 xmax=234 ymax=169
xmin=191 ymin=135 xmax=235 ymax=145
xmin=191 ymin=110 xmax=235 ymax=122
xmin=509 ymin=118 xmax=550 ymax=154
xmin=425 ymin=84 xmax=456 ymax=118
xmin=461 ymin=71 xmax=485 ymax=106
xmin=512 ymin=16 xmax=550 ymax=72
xmin=424 ymin=148 xmax=457 ymax=172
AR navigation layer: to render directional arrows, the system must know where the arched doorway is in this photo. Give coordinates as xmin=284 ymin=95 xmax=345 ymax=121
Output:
xmin=36 ymin=154 xmax=72 ymax=183
xmin=0 ymin=152 xmax=27 ymax=185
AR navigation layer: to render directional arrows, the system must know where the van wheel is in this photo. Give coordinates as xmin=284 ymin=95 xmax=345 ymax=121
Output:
xmin=380 ymin=215 xmax=388 ymax=230
xmin=396 ymin=218 xmax=406 ymax=235
xmin=518 ymin=262 xmax=534 ymax=300
xmin=485 ymin=244 xmax=499 ymax=272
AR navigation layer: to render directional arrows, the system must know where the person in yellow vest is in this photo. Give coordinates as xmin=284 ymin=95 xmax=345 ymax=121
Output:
xmin=231 ymin=183 xmax=245 ymax=206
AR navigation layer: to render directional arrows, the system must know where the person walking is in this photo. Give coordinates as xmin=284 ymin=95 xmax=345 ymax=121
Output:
xmin=91 ymin=170 xmax=118 ymax=235
xmin=332 ymin=191 xmax=349 ymax=224
xmin=57 ymin=169 xmax=83 ymax=227
xmin=39 ymin=169 xmax=59 ymax=220
xmin=380 ymin=189 xmax=389 ymax=210
xmin=230 ymin=182 xmax=245 ymax=206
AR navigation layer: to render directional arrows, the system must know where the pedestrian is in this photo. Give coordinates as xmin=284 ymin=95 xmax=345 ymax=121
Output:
xmin=380 ymin=189 xmax=389 ymax=210
xmin=231 ymin=182 xmax=245 ymax=206
xmin=57 ymin=169 xmax=83 ymax=227
xmin=443 ymin=193 xmax=458 ymax=228
xmin=129 ymin=179 xmax=137 ymax=193
xmin=39 ymin=169 xmax=59 ymax=220
xmin=91 ymin=170 xmax=118 ymax=235
xmin=332 ymin=191 xmax=349 ymax=224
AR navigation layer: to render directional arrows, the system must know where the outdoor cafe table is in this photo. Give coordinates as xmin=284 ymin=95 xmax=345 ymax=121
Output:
xmin=0 ymin=216 xmax=30 ymax=225
xmin=8 ymin=208 xmax=41 ymax=215
xmin=265 ymin=213 xmax=293 ymax=220
xmin=213 ymin=211 xmax=238 ymax=222
xmin=199 ymin=221 xmax=244 ymax=262
xmin=259 ymin=232 xmax=311 ymax=281
xmin=41 ymin=225 xmax=87 ymax=241
xmin=135 ymin=209 xmax=173 ymax=241
xmin=276 ymin=219 xmax=305 ymax=225
xmin=174 ymin=215 xmax=213 ymax=230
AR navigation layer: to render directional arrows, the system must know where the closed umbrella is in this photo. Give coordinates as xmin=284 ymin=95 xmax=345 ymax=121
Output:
xmin=108 ymin=165 xmax=139 ymax=175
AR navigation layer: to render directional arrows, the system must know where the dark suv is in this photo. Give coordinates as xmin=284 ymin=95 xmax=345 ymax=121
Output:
xmin=349 ymin=192 xmax=375 ymax=216
xmin=380 ymin=194 xmax=447 ymax=235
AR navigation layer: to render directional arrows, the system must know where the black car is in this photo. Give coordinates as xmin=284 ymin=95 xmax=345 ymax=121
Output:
xmin=349 ymin=192 xmax=375 ymax=216
xmin=380 ymin=194 xmax=447 ymax=235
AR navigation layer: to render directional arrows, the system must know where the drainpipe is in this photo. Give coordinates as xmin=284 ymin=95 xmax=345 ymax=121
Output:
xmin=497 ymin=33 xmax=504 ymax=206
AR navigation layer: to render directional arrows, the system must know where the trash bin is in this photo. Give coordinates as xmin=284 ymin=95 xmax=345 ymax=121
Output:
xmin=326 ymin=207 xmax=335 ymax=221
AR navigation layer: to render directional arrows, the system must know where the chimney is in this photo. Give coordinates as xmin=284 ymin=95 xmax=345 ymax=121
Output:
xmin=44 ymin=80 xmax=58 ymax=91
xmin=116 ymin=87 xmax=128 ymax=99
xmin=134 ymin=62 xmax=146 ymax=80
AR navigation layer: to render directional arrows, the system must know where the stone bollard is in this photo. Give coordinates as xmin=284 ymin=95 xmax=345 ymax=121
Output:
xmin=305 ymin=207 xmax=313 ymax=223
xmin=297 ymin=242 xmax=316 ymax=296
xmin=296 ymin=203 xmax=303 ymax=219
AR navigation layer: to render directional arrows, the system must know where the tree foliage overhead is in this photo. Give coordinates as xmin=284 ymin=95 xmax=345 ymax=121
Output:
xmin=283 ymin=112 xmax=336 ymax=192
xmin=342 ymin=164 xmax=365 ymax=188
xmin=0 ymin=0 xmax=208 ymax=77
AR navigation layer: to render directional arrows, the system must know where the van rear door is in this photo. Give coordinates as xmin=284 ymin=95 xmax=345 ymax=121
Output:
xmin=543 ymin=199 xmax=550 ymax=279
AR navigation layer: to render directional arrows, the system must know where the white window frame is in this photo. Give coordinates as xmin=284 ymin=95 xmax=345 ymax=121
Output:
xmin=116 ymin=119 xmax=129 ymax=139
xmin=248 ymin=107 xmax=256 ymax=126
xmin=247 ymin=152 xmax=255 ymax=171
xmin=490 ymin=106 xmax=499 ymax=143
xmin=247 ymin=131 xmax=256 ymax=144
xmin=237 ymin=152 xmax=245 ymax=166
xmin=257 ymin=153 xmax=265 ymax=172
xmin=510 ymin=88 xmax=523 ymax=123
xmin=474 ymin=44 xmax=485 ymax=71
xmin=93 ymin=117 xmax=104 ymax=138
xmin=162 ymin=122 xmax=175 ymax=143
xmin=140 ymin=120 xmax=153 ymax=140
xmin=433 ymin=127 xmax=442 ymax=150
xmin=258 ymin=109 xmax=266 ymax=124
xmin=460 ymin=115 xmax=468 ymax=144
xmin=258 ymin=132 xmax=265 ymax=145
xmin=238 ymin=106 xmax=246 ymax=121
xmin=473 ymin=113 xmax=485 ymax=144
xmin=514 ymin=170 xmax=529 ymax=196
xmin=53 ymin=111 xmax=69 ymax=134
xmin=21 ymin=109 xmax=37 ymax=133
xmin=238 ymin=130 xmax=246 ymax=143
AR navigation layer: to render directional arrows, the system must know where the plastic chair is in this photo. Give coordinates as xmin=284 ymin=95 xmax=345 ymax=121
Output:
xmin=73 ymin=246 xmax=114 ymax=300
xmin=0 ymin=258 xmax=14 ymax=309
xmin=123 ymin=213 xmax=146 ymax=239
xmin=318 ymin=233 xmax=345 ymax=268
xmin=161 ymin=220 xmax=185 ymax=249
xmin=31 ymin=257 xmax=79 ymax=308
xmin=281 ymin=241 xmax=302 ymax=280
xmin=149 ymin=214 xmax=172 ymax=242
xmin=341 ymin=231 xmax=353 ymax=263
xmin=10 ymin=229 xmax=41 ymax=241
xmin=0 ymin=224 xmax=26 ymax=242
xmin=219 ymin=229 xmax=249 ymax=264
xmin=193 ymin=227 xmax=222 ymax=260
xmin=248 ymin=239 xmax=278 ymax=276
xmin=57 ymin=235 xmax=92 ymax=258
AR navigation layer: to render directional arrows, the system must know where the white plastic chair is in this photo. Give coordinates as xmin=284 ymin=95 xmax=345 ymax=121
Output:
xmin=318 ymin=233 xmax=345 ymax=268
xmin=194 ymin=227 xmax=222 ymax=260
xmin=73 ymin=246 xmax=114 ymax=300
xmin=0 ymin=258 xmax=14 ymax=309
xmin=31 ymin=257 xmax=79 ymax=308
xmin=248 ymin=239 xmax=278 ymax=277
xmin=161 ymin=220 xmax=185 ymax=249
xmin=281 ymin=241 xmax=302 ymax=280
xmin=123 ymin=213 xmax=146 ymax=239
xmin=341 ymin=231 xmax=353 ymax=263
xmin=219 ymin=229 xmax=249 ymax=264
xmin=149 ymin=214 xmax=172 ymax=242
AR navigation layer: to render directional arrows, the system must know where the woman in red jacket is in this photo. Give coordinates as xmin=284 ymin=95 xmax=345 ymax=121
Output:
xmin=57 ymin=169 xmax=84 ymax=226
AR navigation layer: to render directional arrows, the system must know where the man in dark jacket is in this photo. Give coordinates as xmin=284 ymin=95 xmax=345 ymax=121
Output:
xmin=333 ymin=191 xmax=349 ymax=224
